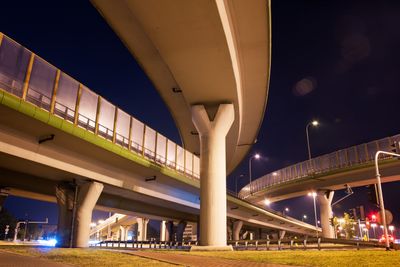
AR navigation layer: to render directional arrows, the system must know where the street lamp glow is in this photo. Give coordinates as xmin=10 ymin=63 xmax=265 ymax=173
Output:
xmin=303 ymin=214 xmax=307 ymax=219
xmin=272 ymin=172 xmax=278 ymax=176
xmin=90 ymin=222 xmax=97 ymax=227
xmin=98 ymin=219 xmax=105 ymax=224
xmin=254 ymin=153 xmax=261 ymax=159
xmin=264 ymin=199 xmax=271 ymax=206
xmin=285 ymin=207 xmax=289 ymax=212
xmin=311 ymin=120 xmax=319 ymax=126
xmin=389 ymin=225 xmax=395 ymax=231
xmin=308 ymin=192 xmax=317 ymax=197
xmin=306 ymin=120 xmax=320 ymax=160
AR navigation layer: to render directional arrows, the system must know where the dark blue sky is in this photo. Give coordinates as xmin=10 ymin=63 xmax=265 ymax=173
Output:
xmin=1 ymin=1 xmax=400 ymax=232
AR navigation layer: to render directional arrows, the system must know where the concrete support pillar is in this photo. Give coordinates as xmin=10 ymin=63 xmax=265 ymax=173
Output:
xmin=318 ymin=190 xmax=335 ymax=238
xmin=119 ymin=226 xmax=127 ymax=241
xmin=160 ymin=220 xmax=167 ymax=242
xmin=55 ymin=183 xmax=74 ymax=247
xmin=279 ymin=230 xmax=286 ymax=240
xmin=176 ymin=220 xmax=187 ymax=242
xmin=73 ymin=181 xmax=103 ymax=247
xmin=137 ymin=218 xmax=149 ymax=241
xmin=165 ymin=221 xmax=174 ymax=242
xmin=191 ymin=104 xmax=234 ymax=249
xmin=56 ymin=181 xmax=103 ymax=248
xmin=233 ymin=220 xmax=243 ymax=241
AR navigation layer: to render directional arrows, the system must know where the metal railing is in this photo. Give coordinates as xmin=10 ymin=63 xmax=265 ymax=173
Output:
xmin=240 ymin=134 xmax=400 ymax=198
xmin=0 ymin=32 xmax=200 ymax=180
xmin=228 ymin=237 xmax=387 ymax=251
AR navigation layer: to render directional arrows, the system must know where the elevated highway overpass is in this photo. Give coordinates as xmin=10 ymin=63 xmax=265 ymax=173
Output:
xmin=240 ymin=133 xmax=400 ymax=238
xmin=91 ymin=0 xmax=272 ymax=249
xmin=0 ymin=32 xmax=317 ymax=248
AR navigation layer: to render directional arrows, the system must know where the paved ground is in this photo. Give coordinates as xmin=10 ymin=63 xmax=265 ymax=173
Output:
xmin=127 ymin=251 xmax=301 ymax=267
xmin=0 ymin=251 xmax=72 ymax=267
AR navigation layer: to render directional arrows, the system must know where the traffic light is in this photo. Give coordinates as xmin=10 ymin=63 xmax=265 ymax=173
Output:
xmin=390 ymin=141 xmax=400 ymax=154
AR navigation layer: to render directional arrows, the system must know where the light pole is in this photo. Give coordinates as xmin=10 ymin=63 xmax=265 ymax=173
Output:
xmin=235 ymin=174 xmax=245 ymax=196
xmin=248 ymin=153 xmax=260 ymax=194
xmin=283 ymin=207 xmax=289 ymax=216
xmin=306 ymin=120 xmax=319 ymax=160
xmin=374 ymin=150 xmax=400 ymax=250
xmin=308 ymin=191 xmax=319 ymax=237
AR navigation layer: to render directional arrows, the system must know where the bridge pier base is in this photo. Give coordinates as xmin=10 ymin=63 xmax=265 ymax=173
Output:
xmin=233 ymin=220 xmax=243 ymax=240
xmin=160 ymin=220 xmax=166 ymax=241
xmin=318 ymin=190 xmax=335 ymax=238
xmin=56 ymin=181 xmax=103 ymax=248
xmin=190 ymin=104 xmax=234 ymax=251
xmin=137 ymin=218 xmax=149 ymax=241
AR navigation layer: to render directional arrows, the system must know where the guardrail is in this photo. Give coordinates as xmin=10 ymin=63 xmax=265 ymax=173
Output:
xmin=0 ymin=32 xmax=200 ymax=180
xmin=228 ymin=237 xmax=387 ymax=251
xmin=90 ymin=239 xmax=197 ymax=250
xmin=241 ymin=134 xmax=400 ymax=198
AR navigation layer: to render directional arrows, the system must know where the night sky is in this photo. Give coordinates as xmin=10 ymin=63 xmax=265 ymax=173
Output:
xmin=1 ymin=1 xmax=400 ymax=234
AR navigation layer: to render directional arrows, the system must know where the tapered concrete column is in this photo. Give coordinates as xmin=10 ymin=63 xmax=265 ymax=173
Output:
xmin=318 ymin=190 xmax=335 ymax=238
xmin=279 ymin=230 xmax=286 ymax=240
xmin=55 ymin=183 xmax=74 ymax=247
xmin=119 ymin=226 xmax=127 ymax=241
xmin=73 ymin=181 xmax=103 ymax=247
xmin=137 ymin=218 xmax=149 ymax=241
xmin=165 ymin=221 xmax=174 ymax=241
xmin=176 ymin=220 xmax=187 ymax=242
xmin=160 ymin=221 xmax=167 ymax=241
xmin=233 ymin=220 xmax=243 ymax=240
xmin=191 ymin=104 xmax=234 ymax=250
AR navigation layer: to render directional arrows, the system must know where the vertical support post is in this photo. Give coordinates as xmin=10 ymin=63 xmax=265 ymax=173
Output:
xmin=74 ymin=84 xmax=82 ymax=125
xmin=175 ymin=143 xmax=178 ymax=170
xmin=154 ymin=132 xmax=158 ymax=160
xmin=190 ymin=104 xmax=234 ymax=250
xmin=142 ymin=126 xmax=146 ymax=156
xmin=112 ymin=108 xmax=118 ymax=143
xmin=22 ymin=53 xmax=35 ymax=100
xmin=128 ymin=117 xmax=133 ymax=150
xmin=50 ymin=69 xmax=61 ymax=114
xmin=95 ymin=96 xmax=101 ymax=135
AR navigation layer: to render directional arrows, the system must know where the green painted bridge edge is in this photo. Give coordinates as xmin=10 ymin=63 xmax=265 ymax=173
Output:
xmin=251 ymin=157 xmax=398 ymax=197
xmin=0 ymin=89 xmax=200 ymax=189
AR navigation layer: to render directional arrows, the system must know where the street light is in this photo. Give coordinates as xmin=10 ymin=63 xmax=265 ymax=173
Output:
xmin=249 ymin=153 xmax=261 ymax=194
xmin=374 ymin=150 xmax=400 ymax=250
xmin=308 ymin=191 xmax=319 ymax=237
xmin=302 ymin=214 xmax=308 ymax=222
xmin=283 ymin=207 xmax=289 ymax=216
xmin=306 ymin=120 xmax=319 ymax=160
xmin=264 ymin=198 xmax=271 ymax=206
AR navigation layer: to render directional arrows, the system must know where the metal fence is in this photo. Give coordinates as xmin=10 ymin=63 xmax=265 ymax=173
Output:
xmin=240 ymin=133 xmax=400 ymax=198
xmin=0 ymin=32 xmax=200 ymax=180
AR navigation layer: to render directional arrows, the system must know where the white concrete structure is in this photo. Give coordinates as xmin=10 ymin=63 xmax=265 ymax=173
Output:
xmin=233 ymin=220 xmax=243 ymax=241
xmin=192 ymin=104 xmax=234 ymax=248
xmin=137 ymin=217 xmax=149 ymax=241
xmin=56 ymin=181 xmax=103 ymax=247
xmin=318 ymin=191 xmax=335 ymax=238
